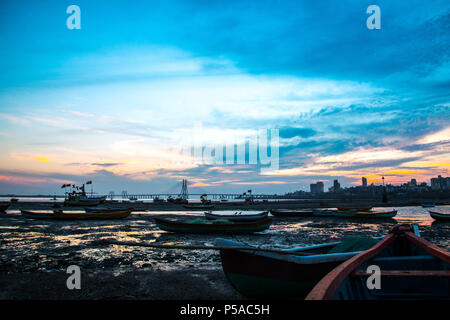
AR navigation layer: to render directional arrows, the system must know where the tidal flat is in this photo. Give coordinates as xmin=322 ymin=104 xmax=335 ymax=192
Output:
xmin=0 ymin=207 xmax=449 ymax=299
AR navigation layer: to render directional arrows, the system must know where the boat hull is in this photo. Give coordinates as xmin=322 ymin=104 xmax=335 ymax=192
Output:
xmin=336 ymin=206 xmax=372 ymax=211
xmin=429 ymin=211 xmax=450 ymax=222
xmin=205 ymin=211 xmax=268 ymax=222
xmin=54 ymin=209 xmax=132 ymax=220
xmin=313 ymin=209 xmax=397 ymax=219
xmin=269 ymin=209 xmax=314 ymax=217
xmin=306 ymin=225 xmax=450 ymax=300
xmin=183 ymin=204 xmax=215 ymax=210
xmin=154 ymin=217 xmax=272 ymax=234
xmin=220 ymin=247 xmax=351 ymax=298
xmin=21 ymin=210 xmax=56 ymax=220
xmin=0 ymin=203 xmax=10 ymax=213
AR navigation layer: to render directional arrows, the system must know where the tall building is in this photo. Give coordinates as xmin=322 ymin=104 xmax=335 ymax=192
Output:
xmin=317 ymin=181 xmax=324 ymax=194
xmin=310 ymin=181 xmax=324 ymax=194
xmin=362 ymin=177 xmax=367 ymax=188
xmin=333 ymin=179 xmax=341 ymax=192
xmin=431 ymin=175 xmax=450 ymax=190
xmin=410 ymin=179 xmax=417 ymax=187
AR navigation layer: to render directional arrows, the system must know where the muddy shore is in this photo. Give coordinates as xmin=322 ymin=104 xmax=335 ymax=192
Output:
xmin=7 ymin=198 xmax=450 ymax=212
xmin=0 ymin=204 xmax=449 ymax=300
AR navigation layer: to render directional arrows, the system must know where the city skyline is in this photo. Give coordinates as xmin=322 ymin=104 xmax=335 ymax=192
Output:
xmin=0 ymin=1 xmax=449 ymax=195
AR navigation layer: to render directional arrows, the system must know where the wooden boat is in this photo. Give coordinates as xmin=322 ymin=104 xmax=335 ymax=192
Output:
xmin=306 ymin=224 xmax=450 ymax=300
xmin=269 ymin=209 xmax=314 ymax=217
xmin=84 ymin=207 xmax=129 ymax=214
xmin=336 ymin=206 xmax=372 ymax=211
xmin=429 ymin=211 xmax=450 ymax=222
xmin=21 ymin=210 xmax=56 ymax=220
xmin=0 ymin=202 xmax=10 ymax=213
xmin=154 ymin=217 xmax=272 ymax=234
xmin=216 ymin=236 xmax=381 ymax=298
xmin=313 ymin=209 xmax=397 ymax=219
xmin=64 ymin=198 xmax=102 ymax=207
xmin=183 ymin=204 xmax=215 ymax=210
xmin=21 ymin=209 xmax=131 ymax=220
xmin=53 ymin=209 xmax=132 ymax=220
xmin=205 ymin=211 xmax=268 ymax=222
xmin=422 ymin=203 xmax=435 ymax=208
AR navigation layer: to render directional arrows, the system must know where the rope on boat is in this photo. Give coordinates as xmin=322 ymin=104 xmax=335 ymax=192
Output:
xmin=96 ymin=239 xmax=314 ymax=256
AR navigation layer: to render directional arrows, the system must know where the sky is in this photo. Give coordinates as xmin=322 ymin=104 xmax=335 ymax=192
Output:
xmin=0 ymin=0 xmax=449 ymax=195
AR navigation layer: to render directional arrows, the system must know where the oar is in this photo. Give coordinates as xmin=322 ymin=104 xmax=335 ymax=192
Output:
xmin=96 ymin=239 xmax=315 ymax=256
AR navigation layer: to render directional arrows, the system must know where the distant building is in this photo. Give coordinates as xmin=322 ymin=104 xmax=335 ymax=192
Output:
xmin=362 ymin=177 xmax=367 ymax=188
xmin=431 ymin=175 xmax=450 ymax=190
xmin=333 ymin=179 xmax=341 ymax=192
xmin=317 ymin=181 xmax=324 ymax=194
xmin=310 ymin=181 xmax=324 ymax=194
xmin=410 ymin=179 xmax=417 ymax=187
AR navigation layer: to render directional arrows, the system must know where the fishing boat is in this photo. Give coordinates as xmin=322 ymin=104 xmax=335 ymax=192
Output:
xmin=154 ymin=217 xmax=272 ymax=234
xmin=422 ymin=203 xmax=435 ymax=208
xmin=21 ymin=209 xmax=131 ymax=220
xmin=62 ymin=181 xmax=107 ymax=206
xmin=167 ymin=196 xmax=188 ymax=204
xmin=269 ymin=209 xmax=314 ymax=217
xmin=336 ymin=206 xmax=372 ymax=211
xmin=53 ymin=209 xmax=132 ymax=220
xmin=64 ymin=198 xmax=104 ymax=206
xmin=21 ymin=210 xmax=57 ymax=220
xmin=313 ymin=209 xmax=397 ymax=219
xmin=84 ymin=207 xmax=128 ymax=214
xmin=429 ymin=211 xmax=450 ymax=222
xmin=306 ymin=224 xmax=450 ymax=300
xmin=216 ymin=236 xmax=381 ymax=298
xmin=205 ymin=211 xmax=268 ymax=222
xmin=183 ymin=204 xmax=215 ymax=210
xmin=0 ymin=202 xmax=11 ymax=213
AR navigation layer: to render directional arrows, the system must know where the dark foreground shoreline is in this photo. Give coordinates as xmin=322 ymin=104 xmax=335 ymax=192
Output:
xmin=0 ymin=205 xmax=449 ymax=300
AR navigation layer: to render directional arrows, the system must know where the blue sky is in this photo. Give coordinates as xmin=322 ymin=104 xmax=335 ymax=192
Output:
xmin=0 ymin=0 xmax=449 ymax=194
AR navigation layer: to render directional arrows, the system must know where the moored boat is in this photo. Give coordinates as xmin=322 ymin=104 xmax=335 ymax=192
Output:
xmin=154 ymin=217 xmax=272 ymax=234
xmin=0 ymin=202 xmax=11 ymax=213
xmin=313 ymin=209 xmax=397 ymax=219
xmin=54 ymin=209 xmax=132 ymax=220
xmin=422 ymin=203 xmax=435 ymax=208
xmin=205 ymin=211 xmax=268 ymax=222
xmin=306 ymin=224 xmax=450 ymax=300
xmin=183 ymin=204 xmax=215 ymax=210
xmin=429 ymin=211 xmax=450 ymax=222
xmin=336 ymin=206 xmax=372 ymax=211
xmin=21 ymin=210 xmax=56 ymax=220
xmin=216 ymin=236 xmax=380 ymax=298
xmin=269 ymin=209 xmax=314 ymax=217
xmin=21 ymin=209 xmax=131 ymax=220
xmin=84 ymin=207 xmax=128 ymax=214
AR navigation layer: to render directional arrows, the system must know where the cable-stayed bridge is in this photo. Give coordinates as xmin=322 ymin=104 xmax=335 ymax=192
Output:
xmin=120 ymin=179 xmax=280 ymax=200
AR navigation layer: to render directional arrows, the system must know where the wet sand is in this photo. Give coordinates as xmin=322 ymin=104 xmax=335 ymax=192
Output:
xmin=0 ymin=207 xmax=449 ymax=300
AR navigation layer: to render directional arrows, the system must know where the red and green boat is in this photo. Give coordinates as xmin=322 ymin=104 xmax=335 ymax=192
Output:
xmin=216 ymin=236 xmax=380 ymax=298
xmin=306 ymin=224 xmax=450 ymax=300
